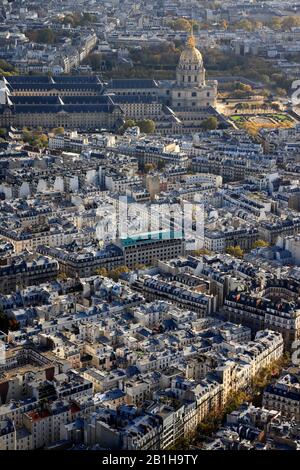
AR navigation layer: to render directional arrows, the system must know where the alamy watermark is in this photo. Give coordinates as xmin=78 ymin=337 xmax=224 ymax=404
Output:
xmin=95 ymin=196 xmax=204 ymax=251
xmin=291 ymin=80 xmax=300 ymax=106
xmin=0 ymin=339 xmax=6 ymax=366
xmin=291 ymin=339 xmax=300 ymax=366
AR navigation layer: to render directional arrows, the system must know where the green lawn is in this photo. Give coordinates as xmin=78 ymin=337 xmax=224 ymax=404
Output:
xmin=231 ymin=115 xmax=245 ymax=122
xmin=270 ymin=114 xmax=292 ymax=122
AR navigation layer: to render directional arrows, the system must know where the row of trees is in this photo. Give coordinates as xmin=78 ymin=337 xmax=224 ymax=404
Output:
xmin=0 ymin=59 xmax=17 ymax=76
xmin=204 ymin=15 xmax=300 ymax=33
xmin=235 ymin=102 xmax=281 ymax=112
xmin=167 ymin=18 xmax=201 ymax=33
xmin=26 ymin=28 xmax=58 ymax=45
xmin=221 ymin=15 xmax=300 ymax=32
xmin=225 ymin=245 xmax=244 ymax=258
xmin=204 ymin=49 xmax=292 ymax=93
xmin=251 ymin=353 xmax=290 ymax=404
xmin=110 ymin=41 xmax=292 ymax=95
xmin=129 ymin=43 xmax=181 ymax=69
xmin=197 ymin=354 xmax=290 ymax=439
xmin=96 ymin=264 xmax=148 ymax=282
xmin=165 ymin=14 xmax=300 ymax=35
xmin=96 ymin=266 xmax=129 ymax=282
xmin=225 ymin=240 xmax=269 ymax=259
xmin=122 ymin=117 xmax=218 ymax=136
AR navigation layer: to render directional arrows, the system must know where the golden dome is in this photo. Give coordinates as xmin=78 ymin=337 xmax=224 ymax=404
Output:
xmin=179 ymin=36 xmax=203 ymax=65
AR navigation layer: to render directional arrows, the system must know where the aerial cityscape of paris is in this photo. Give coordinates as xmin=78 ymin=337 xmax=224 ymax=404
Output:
xmin=1 ymin=0 xmax=300 ymax=458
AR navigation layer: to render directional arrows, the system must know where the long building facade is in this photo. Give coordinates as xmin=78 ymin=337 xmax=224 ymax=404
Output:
xmin=0 ymin=37 xmax=218 ymax=134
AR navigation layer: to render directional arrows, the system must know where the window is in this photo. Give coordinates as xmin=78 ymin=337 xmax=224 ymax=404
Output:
xmin=192 ymin=92 xmax=197 ymax=97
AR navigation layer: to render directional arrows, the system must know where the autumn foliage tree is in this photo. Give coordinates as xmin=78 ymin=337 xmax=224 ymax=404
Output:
xmin=108 ymin=266 xmax=130 ymax=282
xmin=22 ymin=129 xmax=48 ymax=148
xmin=226 ymin=245 xmax=244 ymax=258
xmin=253 ymin=240 xmax=269 ymax=249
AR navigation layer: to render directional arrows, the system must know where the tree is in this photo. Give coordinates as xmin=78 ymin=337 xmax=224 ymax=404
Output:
xmin=235 ymin=19 xmax=254 ymax=32
xmin=137 ymin=120 xmax=156 ymax=134
xmin=275 ymin=87 xmax=287 ymax=97
xmin=108 ymin=266 xmax=130 ymax=282
xmin=241 ymin=122 xmax=259 ymax=137
xmin=223 ymin=390 xmax=250 ymax=416
xmin=0 ymin=128 xmax=7 ymax=137
xmin=133 ymin=264 xmax=147 ymax=270
xmin=96 ymin=268 xmax=108 ymax=277
xmin=270 ymin=17 xmax=282 ymax=31
xmin=191 ymin=248 xmax=211 ymax=256
xmin=63 ymin=15 xmax=75 ymax=26
xmin=38 ymin=134 xmax=48 ymax=148
xmin=123 ymin=120 xmax=136 ymax=131
xmin=168 ymin=437 xmax=191 ymax=450
xmin=22 ymin=130 xmax=48 ymax=148
xmin=172 ymin=18 xmax=192 ymax=32
xmin=57 ymin=272 xmax=68 ymax=281
xmin=281 ymin=16 xmax=300 ymax=31
xmin=200 ymin=117 xmax=218 ymax=130
xmin=83 ymin=53 xmax=103 ymax=71
xmin=253 ymin=240 xmax=269 ymax=248
xmin=144 ymin=163 xmax=156 ymax=174
xmin=26 ymin=28 xmax=56 ymax=45
xmin=52 ymin=127 xmax=64 ymax=135
xmin=0 ymin=59 xmax=15 ymax=73
xmin=234 ymin=82 xmax=252 ymax=93
xmin=226 ymin=245 xmax=244 ymax=258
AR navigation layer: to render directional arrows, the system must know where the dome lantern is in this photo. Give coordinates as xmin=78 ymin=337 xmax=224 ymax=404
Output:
xmin=176 ymin=35 xmax=205 ymax=87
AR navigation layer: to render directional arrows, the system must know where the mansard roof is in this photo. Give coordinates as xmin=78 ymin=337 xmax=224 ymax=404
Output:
xmin=109 ymin=79 xmax=159 ymax=89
